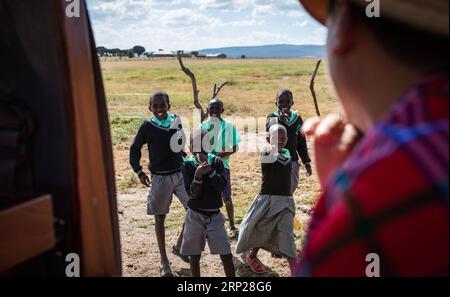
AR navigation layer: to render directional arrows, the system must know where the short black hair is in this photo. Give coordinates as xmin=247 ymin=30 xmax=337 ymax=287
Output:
xmin=328 ymin=0 xmax=449 ymax=73
xmin=276 ymin=89 xmax=293 ymax=101
xmin=149 ymin=91 xmax=170 ymax=106
xmin=208 ymin=98 xmax=224 ymax=108
xmin=269 ymin=124 xmax=287 ymax=137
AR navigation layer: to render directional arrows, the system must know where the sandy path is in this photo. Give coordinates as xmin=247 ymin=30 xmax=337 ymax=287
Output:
xmin=118 ymin=189 xmax=312 ymax=277
xmin=117 ymin=132 xmax=315 ymax=277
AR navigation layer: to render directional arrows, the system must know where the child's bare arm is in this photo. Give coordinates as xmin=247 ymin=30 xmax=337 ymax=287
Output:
xmin=297 ymin=131 xmax=312 ymax=175
xmin=130 ymin=124 xmax=151 ymax=186
xmin=296 ymin=116 xmax=312 ymax=175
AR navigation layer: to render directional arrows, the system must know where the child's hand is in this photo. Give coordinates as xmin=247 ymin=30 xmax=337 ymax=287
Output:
xmin=279 ymin=109 xmax=290 ymax=123
xmin=302 ymin=115 xmax=362 ymax=189
xmin=195 ymin=163 xmax=212 ymax=179
xmin=305 ymin=163 xmax=313 ymax=176
xmin=139 ymin=173 xmax=151 ymax=187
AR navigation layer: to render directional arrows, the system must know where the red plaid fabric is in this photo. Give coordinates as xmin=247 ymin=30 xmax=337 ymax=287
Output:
xmin=294 ymin=73 xmax=449 ymax=277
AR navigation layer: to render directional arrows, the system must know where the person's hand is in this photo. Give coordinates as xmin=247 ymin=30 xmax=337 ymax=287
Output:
xmin=302 ymin=115 xmax=362 ymax=189
xmin=279 ymin=108 xmax=290 ymax=123
xmin=139 ymin=173 xmax=151 ymax=187
xmin=305 ymin=163 xmax=313 ymax=177
xmin=195 ymin=162 xmax=212 ymax=180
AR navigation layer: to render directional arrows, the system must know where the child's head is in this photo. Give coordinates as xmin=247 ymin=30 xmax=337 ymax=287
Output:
xmin=276 ymin=89 xmax=294 ymax=112
xmin=149 ymin=91 xmax=171 ymax=120
xmin=268 ymin=124 xmax=288 ymax=152
xmin=190 ymin=130 xmax=212 ymax=163
xmin=207 ymin=98 xmax=224 ymax=118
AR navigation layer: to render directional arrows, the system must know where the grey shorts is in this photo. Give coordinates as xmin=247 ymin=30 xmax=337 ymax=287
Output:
xmin=147 ymin=171 xmax=189 ymax=215
xmin=180 ymin=209 xmax=232 ymax=256
xmin=291 ymin=161 xmax=300 ymax=194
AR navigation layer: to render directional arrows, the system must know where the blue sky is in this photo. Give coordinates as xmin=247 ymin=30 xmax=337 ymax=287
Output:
xmin=86 ymin=0 xmax=327 ymax=51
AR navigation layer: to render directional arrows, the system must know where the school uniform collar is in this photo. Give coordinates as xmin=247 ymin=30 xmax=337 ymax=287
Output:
xmin=277 ymin=148 xmax=291 ymax=165
xmin=274 ymin=110 xmax=299 ymax=126
xmin=151 ymin=114 xmax=176 ymax=128
xmin=202 ymin=117 xmax=229 ymax=128
xmin=184 ymin=154 xmax=215 ymax=167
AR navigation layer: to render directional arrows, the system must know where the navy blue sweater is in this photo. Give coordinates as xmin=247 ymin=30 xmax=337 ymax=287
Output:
xmin=182 ymin=156 xmax=227 ymax=212
xmin=266 ymin=111 xmax=311 ymax=164
xmin=130 ymin=116 xmax=185 ymax=175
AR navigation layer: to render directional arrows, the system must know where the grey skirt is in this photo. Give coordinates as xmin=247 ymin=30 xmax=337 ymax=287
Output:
xmin=236 ymin=194 xmax=297 ymax=259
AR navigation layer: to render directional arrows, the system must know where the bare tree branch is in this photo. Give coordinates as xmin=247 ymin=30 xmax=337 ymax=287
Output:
xmin=310 ymin=59 xmax=322 ymax=117
xmin=177 ymin=52 xmax=231 ymax=122
xmin=177 ymin=51 xmax=206 ymax=121
xmin=212 ymin=81 xmax=229 ymax=98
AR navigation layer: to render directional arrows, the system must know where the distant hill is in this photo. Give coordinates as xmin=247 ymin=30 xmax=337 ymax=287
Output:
xmin=198 ymin=44 xmax=325 ymax=58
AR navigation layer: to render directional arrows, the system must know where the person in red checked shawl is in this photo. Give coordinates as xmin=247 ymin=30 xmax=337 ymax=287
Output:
xmin=293 ymin=0 xmax=449 ymax=276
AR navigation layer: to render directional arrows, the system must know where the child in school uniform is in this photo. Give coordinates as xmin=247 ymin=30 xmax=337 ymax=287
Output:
xmin=236 ymin=124 xmax=298 ymax=275
xmin=129 ymin=91 xmax=189 ymax=277
xmin=266 ymin=89 xmax=312 ymax=195
xmin=180 ymin=130 xmax=236 ymax=277
xmin=200 ymin=98 xmax=241 ymax=239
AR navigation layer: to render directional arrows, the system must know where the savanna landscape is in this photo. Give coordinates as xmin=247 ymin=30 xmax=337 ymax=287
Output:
xmin=102 ymin=57 xmax=340 ymax=277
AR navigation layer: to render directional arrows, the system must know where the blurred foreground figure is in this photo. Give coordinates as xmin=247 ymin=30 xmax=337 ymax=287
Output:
xmin=294 ymin=0 xmax=449 ymax=276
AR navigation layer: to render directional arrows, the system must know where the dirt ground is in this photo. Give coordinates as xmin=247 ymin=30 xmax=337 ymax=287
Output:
xmin=118 ymin=189 xmax=312 ymax=277
xmin=116 ymin=133 xmax=317 ymax=277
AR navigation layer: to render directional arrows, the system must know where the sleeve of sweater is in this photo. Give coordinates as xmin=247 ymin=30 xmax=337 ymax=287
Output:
xmin=296 ymin=117 xmax=311 ymax=165
xmin=182 ymin=163 xmax=199 ymax=200
xmin=266 ymin=113 xmax=277 ymax=132
xmin=207 ymin=158 xmax=227 ymax=193
xmin=129 ymin=123 xmax=148 ymax=174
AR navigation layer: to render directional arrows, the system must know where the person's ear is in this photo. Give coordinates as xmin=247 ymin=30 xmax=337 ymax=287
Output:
xmin=149 ymin=105 xmax=152 ymax=112
xmin=327 ymin=0 xmax=358 ymax=56
xmin=221 ymin=108 xmax=224 ymax=114
xmin=167 ymin=103 xmax=171 ymax=111
xmin=291 ymin=100 xmax=295 ymax=107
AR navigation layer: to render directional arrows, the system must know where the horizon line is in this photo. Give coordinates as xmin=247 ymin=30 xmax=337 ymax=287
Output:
xmin=96 ymin=43 xmax=326 ymax=52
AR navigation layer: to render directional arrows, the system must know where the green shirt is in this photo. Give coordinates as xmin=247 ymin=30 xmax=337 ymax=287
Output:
xmin=183 ymin=154 xmax=215 ymax=167
xmin=278 ymin=148 xmax=291 ymax=159
xmin=200 ymin=118 xmax=240 ymax=169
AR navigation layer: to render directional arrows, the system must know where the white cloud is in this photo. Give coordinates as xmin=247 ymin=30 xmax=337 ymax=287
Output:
xmin=251 ymin=5 xmax=274 ymax=18
xmin=158 ymin=8 xmax=219 ymax=27
xmin=293 ymin=20 xmax=308 ymax=27
xmin=87 ymin=0 xmax=327 ymax=50
xmin=284 ymin=10 xmax=305 ymax=18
